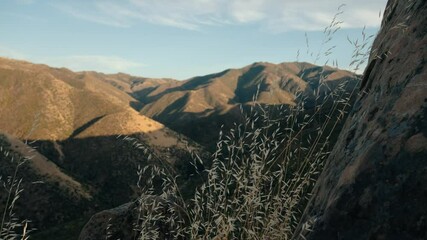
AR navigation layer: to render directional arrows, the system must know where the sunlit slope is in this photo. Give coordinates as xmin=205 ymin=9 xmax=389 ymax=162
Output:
xmin=0 ymin=57 xmax=197 ymax=153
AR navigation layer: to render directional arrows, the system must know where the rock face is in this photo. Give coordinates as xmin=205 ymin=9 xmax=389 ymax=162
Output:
xmin=294 ymin=0 xmax=427 ymax=239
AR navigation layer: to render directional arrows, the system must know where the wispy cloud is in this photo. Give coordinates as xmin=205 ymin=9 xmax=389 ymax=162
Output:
xmin=229 ymin=0 xmax=266 ymax=23
xmin=53 ymin=0 xmax=387 ymax=31
xmin=54 ymin=3 xmax=131 ymax=27
xmin=0 ymin=45 xmax=28 ymax=59
xmin=46 ymin=55 xmax=145 ymax=73
xmin=0 ymin=46 xmax=145 ymax=74
xmin=14 ymin=0 xmax=35 ymax=5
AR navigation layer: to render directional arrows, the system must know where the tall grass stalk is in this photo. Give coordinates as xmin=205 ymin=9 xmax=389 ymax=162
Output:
xmin=0 ymin=143 xmax=31 ymax=240
xmin=0 ymin=116 xmax=39 ymax=239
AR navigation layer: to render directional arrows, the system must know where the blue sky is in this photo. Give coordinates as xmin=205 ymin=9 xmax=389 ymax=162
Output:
xmin=0 ymin=0 xmax=387 ymax=80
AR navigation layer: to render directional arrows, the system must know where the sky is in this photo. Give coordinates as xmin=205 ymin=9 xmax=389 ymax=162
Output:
xmin=0 ymin=0 xmax=387 ymax=80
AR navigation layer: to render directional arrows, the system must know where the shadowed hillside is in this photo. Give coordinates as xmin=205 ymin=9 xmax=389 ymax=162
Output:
xmin=0 ymin=57 xmax=360 ymax=239
xmin=128 ymin=62 xmax=360 ymax=148
xmin=0 ymin=57 xmax=205 ymax=239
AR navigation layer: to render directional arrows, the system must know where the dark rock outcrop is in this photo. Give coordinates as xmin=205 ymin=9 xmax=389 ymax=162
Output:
xmin=294 ymin=0 xmax=427 ymax=239
xmin=78 ymin=202 xmax=137 ymax=240
xmin=79 ymin=197 xmax=187 ymax=240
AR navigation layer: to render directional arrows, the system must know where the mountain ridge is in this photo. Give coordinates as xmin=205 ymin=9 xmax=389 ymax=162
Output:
xmin=122 ymin=60 xmax=359 ymax=148
xmin=0 ymin=56 xmax=205 ymax=239
xmin=0 ymin=56 xmax=359 ymax=239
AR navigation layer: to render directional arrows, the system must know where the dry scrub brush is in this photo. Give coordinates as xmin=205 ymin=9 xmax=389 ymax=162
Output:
xmin=0 ymin=118 xmax=39 ymax=240
xmin=132 ymin=77 xmax=356 ymax=239
xmin=128 ymin=5 xmax=377 ymax=240
xmin=0 ymin=139 xmax=32 ymax=240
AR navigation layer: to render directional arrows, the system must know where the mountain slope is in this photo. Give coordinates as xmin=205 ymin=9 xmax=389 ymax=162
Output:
xmin=1 ymin=132 xmax=90 ymax=199
xmin=123 ymin=62 xmax=360 ymax=148
xmin=0 ymin=133 xmax=92 ymax=239
xmin=137 ymin=62 xmax=357 ymax=114
xmin=0 ymin=57 xmax=204 ymax=239
xmin=0 ymin=57 xmax=198 ymax=151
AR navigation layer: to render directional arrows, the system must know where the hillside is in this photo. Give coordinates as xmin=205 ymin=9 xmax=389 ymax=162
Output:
xmin=0 ymin=57 xmax=204 ymax=239
xmin=0 ymin=57 xmax=199 ymax=154
xmin=117 ymin=62 xmax=360 ymax=148
xmin=0 ymin=133 xmax=92 ymax=239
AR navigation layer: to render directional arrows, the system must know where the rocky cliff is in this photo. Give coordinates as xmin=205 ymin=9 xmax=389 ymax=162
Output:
xmin=294 ymin=0 xmax=427 ymax=239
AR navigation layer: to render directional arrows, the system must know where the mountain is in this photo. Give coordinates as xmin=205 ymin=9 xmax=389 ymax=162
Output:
xmin=77 ymin=1 xmax=427 ymax=238
xmin=294 ymin=0 xmax=427 ymax=239
xmin=77 ymin=64 xmax=361 ymax=239
xmin=0 ymin=57 xmax=360 ymax=239
xmin=0 ymin=57 xmax=204 ymax=239
xmin=100 ymin=62 xmax=359 ymax=148
xmin=0 ymin=57 xmax=200 ymax=155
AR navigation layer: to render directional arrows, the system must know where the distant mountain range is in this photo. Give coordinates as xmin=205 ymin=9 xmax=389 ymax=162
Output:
xmin=79 ymin=61 xmax=359 ymax=148
xmin=0 ymin=57 xmax=359 ymax=239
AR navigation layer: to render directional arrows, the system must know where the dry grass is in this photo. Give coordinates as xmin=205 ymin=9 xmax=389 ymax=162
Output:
xmin=0 ymin=4 xmax=379 ymax=239
xmin=0 ymin=139 xmax=32 ymax=240
xmin=127 ymin=5 xmax=377 ymax=240
xmin=132 ymin=77 xmax=356 ymax=239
